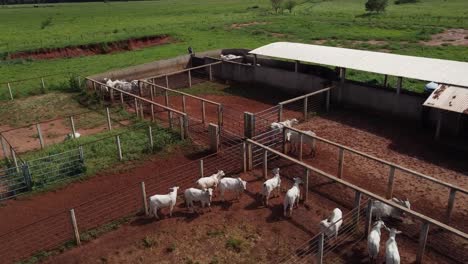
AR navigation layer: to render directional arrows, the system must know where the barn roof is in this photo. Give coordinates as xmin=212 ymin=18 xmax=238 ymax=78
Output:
xmin=249 ymin=42 xmax=468 ymax=88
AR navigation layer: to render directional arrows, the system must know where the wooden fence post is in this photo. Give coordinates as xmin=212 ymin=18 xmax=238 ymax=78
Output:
xmin=106 ymin=107 xmax=112 ymax=131
xmin=69 ymin=209 xmax=81 ymax=246
xmin=209 ymin=64 xmax=213 ymax=81
xmin=148 ymin=126 xmax=154 ymax=151
xmin=199 ymin=159 xmax=204 ymax=178
xmin=243 ymin=112 xmax=255 ymax=138
xmin=247 ymin=142 xmax=253 ymax=170
xmin=416 ymin=222 xmax=430 ymax=264
xmin=263 ymin=150 xmax=268 ymax=179
xmin=150 ymin=83 xmax=154 ymax=101
xmin=446 ymin=188 xmax=457 ymax=223
xmin=22 ymin=163 xmax=32 ymax=191
xmin=317 ymin=233 xmax=324 ymax=264
xmin=338 ymin=148 xmax=344 ymax=178
xmin=201 ymin=101 xmax=206 ymax=124
xmin=182 ymin=95 xmax=186 ymax=113
xmin=11 ymin=147 xmax=19 ymax=172
xmin=78 ymin=145 xmax=84 ymax=163
xmin=282 ymin=127 xmax=288 ymax=154
xmin=7 ymin=83 xmax=13 ymax=100
xmin=188 ymin=70 xmax=192 ymax=87
xmin=242 ymin=142 xmax=247 ymax=173
xmin=69 ymin=116 xmax=76 ymax=138
xmin=150 ymin=104 xmax=155 ymax=122
xmin=179 ymin=116 xmax=185 ymax=140
xmin=386 ymin=166 xmax=396 ymax=199
xmin=0 ymin=136 xmax=9 ymax=160
xmin=208 ymin=123 xmax=219 ymax=152
xmin=141 ymin=182 xmax=148 ymax=216
xmin=120 ymin=92 xmax=124 ymax=105
xmin=36 ymin=123 xmax=44 ymax=149
xmin=134 ymin=98 xmax=139 ymax=118
xmin=217 ymin=104 xmax=223 ymax=130
xmin=365 ymin=199 xmax=373 ymax=236
xmin=353 ymin=191 xmax=362 ymax=230
xmin=140 ymin=101 xmax=144 ymax=119
xmin=165 ymin=75 xmax=169 ymax=88
xmin=116 ymin=135 xmax=122 ymax=161
xmin=303 ymin=96 xmax=308 ymax=121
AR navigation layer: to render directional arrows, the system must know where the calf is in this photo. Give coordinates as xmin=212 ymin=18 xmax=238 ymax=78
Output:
xmin=367 ymin=220 xmax=387 ymax=263
xmin=219 ymin=177 xmax=247 ymax=202
xmin=319 ymin=208 xmax=343 ymax=239
xmin=283 ymin=177 xmax=303 ymax=217
xmin=184 ymin=188 xmax=213 ymax=213
xmin=196 ymin=170 xmax=225 ymax=192
xmin=261 ymin=168 xmax=281 ymax=206
xmin=148 ymin=186 xmax=179 ymax=220
xmin=385 ymin=228 xmax=402 ymax=264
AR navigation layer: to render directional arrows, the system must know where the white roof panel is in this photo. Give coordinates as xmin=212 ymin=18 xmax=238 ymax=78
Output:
xmin=249 ymin=42 xmax=468 ymax=87
xmin=423 ymin=85 xmax=468 ymax=114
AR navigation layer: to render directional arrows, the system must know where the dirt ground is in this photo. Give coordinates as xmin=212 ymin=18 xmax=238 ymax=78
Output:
xmin=422 ymin=29 xmax=468 ymax=46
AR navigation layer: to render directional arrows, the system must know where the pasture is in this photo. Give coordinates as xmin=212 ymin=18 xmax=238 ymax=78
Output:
xmin=1 ymin=0 xmax=467 ymax=98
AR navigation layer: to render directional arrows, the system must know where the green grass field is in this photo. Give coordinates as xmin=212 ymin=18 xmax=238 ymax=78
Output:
xmin=0 ymin=0 xmax=467 ymax=98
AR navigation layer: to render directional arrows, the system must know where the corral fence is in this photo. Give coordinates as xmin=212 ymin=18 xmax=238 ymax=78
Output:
xmin=246 ymin=138 xmax=468 ymax=264
xmin=0 ymin=142 xmax=244 ymax=263
xmin=283 ymin=126 xmax=468 ymax=232
xmin=0 ymin=72 xmax=79 ymax=101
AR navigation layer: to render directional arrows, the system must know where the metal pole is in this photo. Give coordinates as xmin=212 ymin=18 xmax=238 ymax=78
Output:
xmin=116 ymin=135 xmax=123 ymax=161
xmin=299 ymin=134 xmax=303 ymax=161
xmin=7 ymin=83 xmax=13 ymax=100
xmin=365 ymin=199 xmax=373 ymax=236
xmin=416 ymin=222 xmax=430 ymax=264
xmin=199 ymin=159 xmax=204 ymax=178
xmin=106 ymin=107 xmax=112 ymax=131
xmin=69 ymin=209 xmax=81 ymax=246
xmin=303 ymin=96 xmax=308 ymax=121
xmin=141 ymin=182 xmax=148 ymax=216
xmin=386 ymin=166 xmax=396 ymax=199
xmin=188 ymin=70 xmax=192 ymax=87
xmin=182 ymin=95 xmax=186 ymax=113
xmin=202 ymin=101 xmax=206 ymax=124
xmin=242 ymin=142 xmax=247 ymax=173
xmin=317 ymin=233 xmax=324 ymax=264
xmin=263 ymin=150 xmax=268 ymax=179
xmin=209 ymin=64 xmax=213 ymax=81
xmin=354 ymin=191 xmax=362 ymax=230
xmin=36 ymin=123 xmax=44 ymax=149
xmin=69 ymin=116 xmax=76 ymax=138
xmin=148 ymin=126 xmax=153 ymax=151
xmin=338 ymin=148 xmax=344 ymax=178
xmin=165 ymin=75 xmax=169 ymax=88
xmin=446 ymin=188 xmax=457 ymax=223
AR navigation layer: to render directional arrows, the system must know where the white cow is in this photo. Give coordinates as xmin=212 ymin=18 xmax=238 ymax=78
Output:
xmin=370 ymin=198 xmax=411 ymax=220
xmin=270 ymin=118 xmax=299 ymax=130
xmin=319 ymin=208 xmax=343 ymax=239
xmin=385 ymin=228 xmax=402 ymax=264
xmin=148 ymin=186 xmax=179 ymax=219
xmin=285 ymin=129 xmax=317 ymax=156
xmin=283 ymin=177 xmax=303 ymax=217
xmin=261 ymin=168 xmax=281 ymax=206
xmin=219 ymin=177 xmax=247 ymax=202
xmin=64 ymin=132 xmax=81 ymax=141
xmin=368 ymin=220 xmax=387 ymax=263
xmin=196 ymin=170 xmax=225 ymax=191
xmin=184 ymin=188 xmax=213 ymax=213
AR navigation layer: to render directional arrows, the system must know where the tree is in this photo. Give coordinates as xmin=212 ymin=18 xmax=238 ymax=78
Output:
xmin=270 ymin=0 xmax=283 ymax=14
xmin=283 ymin=0 xmax=297 ymax=13
xmin=365 ymin=0 xmax=388 ymax=13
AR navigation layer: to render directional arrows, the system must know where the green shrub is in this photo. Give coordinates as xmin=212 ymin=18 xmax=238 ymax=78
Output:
xmin=40 ymin=17 xmax=53 ymax=30
xmin=225 ymin=237 xmax=243 ymax=253
xmin=365 ymin=0 xmax=388 ymax=13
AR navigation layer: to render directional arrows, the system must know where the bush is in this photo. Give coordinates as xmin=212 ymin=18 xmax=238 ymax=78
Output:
xmin=365 ymin=0 xmax=388 ymax=13
xmin=270 ymin=0 xmax=283 ymax=14
xmin=225 ymin=237 xmax=243 ymax=253
xmin=283 ymin=0 xmax=297 ymax=13
xmin=40 ymin=17 xmax=52 ymax=29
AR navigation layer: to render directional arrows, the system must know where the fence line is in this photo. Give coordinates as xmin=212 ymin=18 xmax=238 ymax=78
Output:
xmin=142 ymin=61 xmax=222 ymax=81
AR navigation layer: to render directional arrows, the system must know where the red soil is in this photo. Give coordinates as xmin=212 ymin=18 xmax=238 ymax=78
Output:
xmin=7 ymin=35 xmax=172 ymax=61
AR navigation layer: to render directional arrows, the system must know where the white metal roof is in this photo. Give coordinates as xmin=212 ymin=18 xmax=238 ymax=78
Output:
xmin=423 ymin=85 xmax=468 ymax=114
xmin=249 ymin=42 xmax=468 ymax=87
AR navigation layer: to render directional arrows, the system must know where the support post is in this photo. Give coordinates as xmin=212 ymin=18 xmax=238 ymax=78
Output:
xmin=416 ymin=222 xmax=430 ymax=264
xmin=326 ymin=90 xmax=330 ymax=112
xmin=247 ymin=142 xmax=253 ymax=170
xmin=435 ymin=110 xmax=442 ymax=140
xmin=134 ymin=98 xmax=139 ymax=118
xmin=243 ymin=112 xmax=255 ymax=138
xmin=11 ymin=147 xmax=19 ymax=172
xmin=36 ymin=123 xmax=44 ymax=149
xmin=70 ymin=116 xmax=76 ymax=138
xmin=396 ymin=77 xmax=403 ymax=95
xmin=305 ymin=169 xmax=310 ymax=202
xmin=353 ymin=191 xmax=362 ymax=230
xmin=120 ymin=92 xmax=124 ymax=105
xmin=282 ymin=127 xmax=288 ymax=154
xmin=69 ymin=209 xmax=81 ymax=246
xmin=182 ymin=95 xmax=186 ymax=113
xmin=242 ymin=142 xmax=247 ymax=173
xmin=209 ymin=64 xmax=213 ymax=81
xmin=140 ymin=101 xmax=144 ymax=119
xmin=141 ymin=182 xmax=148 ymax=215
xmin=109 ymin=88 xmax=114 ymax=104
xmin=446 ymin=188 xmax=457 ymax=223
xmin=278 ymin=104 xmax=283 ymax=122
xmin=78 ymin=145 xmax=84 ymax=163
xmin=338 ymin=148 xmax=344 ymax=178
xmin=208 ymin=123 xmax=219 ymax=153
xmin=201 ymin=101 xmax=206 ymax=124
xmin=299 ymin=134 xmax=303 ymax=161
xmin=338 ymin=67 xmax=346 ymax=103
xmin=263 ymin=150 xmax=268 ymax=179
xmin=179 ymin=116 xmax=185 ymax=140
xmin=386 ymin=166 xmax=396 ymax=199
xmin=148 ymin=126 xmax=153 ymax=151
xmin=138 ymin=81 xmax=143 ymax=97
xmin=317 ymin=233 xmax=324 ymax=264
xmin=365 ymin=199 xmax=373 ymax=236
xmin=199 ymin=159 xmax=204 ymax=178
xmin=150 ymin=84 xmax=154 ymax=101
xmin=183 ymin=115 xmax=189 ymax=139
xmin=253 ymin=54 xmax=257 ymax=66
xmin=22 ymin=163 xmax=32 ymax=191
xmin=383 ymin=75 xmax=388 ymax=88
xmin=150 ymin=104 xmax=155 ymax=122
xmin=106 ymin=107 xmax=112 ymax=131
xmin=7 ymin=83 xmax=13 ymax=100
xmin=188 ymin=70 xmax=192 ymax=87
xmin=116 ymin=135 xmax=122 ymax=161
xmin=303 ymin=96 xmax=308 ymax=121
xmin=217 ymin=105 xmax=223 ymax=130
xmin=294 ymin=60 xmax=299 ymax=73
xmin=165 ymin=75 xmax=169 ymax=88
